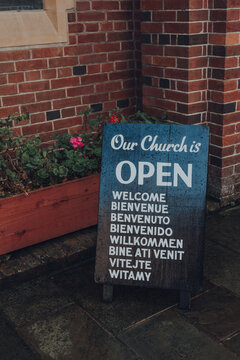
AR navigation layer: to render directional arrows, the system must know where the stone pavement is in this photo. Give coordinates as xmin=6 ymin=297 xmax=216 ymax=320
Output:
xmin=0 ymin=205 xmax=239 ymax=359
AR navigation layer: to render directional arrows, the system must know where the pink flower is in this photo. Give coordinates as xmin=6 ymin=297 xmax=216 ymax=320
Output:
xmin=70 ymin=136 xmax=84 ymax=148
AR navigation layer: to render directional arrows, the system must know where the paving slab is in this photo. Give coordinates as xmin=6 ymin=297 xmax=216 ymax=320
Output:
xmin=0 ymin=310 xmax=41 ymax=360
xmin=206 ymin=206 xmax=240 ymax=253
xmin=119 ymin=309 xmax=238 ymax=360
xmin=52 ymin=261 xmax=214 ymax=335
xmin=223 ymin=332 xmax=240 ymax=357
xmin=204 ymin=240 xmax=240 ymax=295
xmin=0 ymin=276 xmax=73 ymax=328
xmin=52 ymin=261 xmax=180 ymax=335
xmin=19 ymin=304 xmax=140 ymax=360
xmin=177 ymin=286 xmax=240 ymax=341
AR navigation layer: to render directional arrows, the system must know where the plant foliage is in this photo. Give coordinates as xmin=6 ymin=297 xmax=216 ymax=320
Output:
xmin=0 ymin=109 xmax=166 ymax=198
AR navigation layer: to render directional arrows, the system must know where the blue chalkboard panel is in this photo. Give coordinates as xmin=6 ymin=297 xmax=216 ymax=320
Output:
xmin=95 ymin=124 xmax=209 ymax=293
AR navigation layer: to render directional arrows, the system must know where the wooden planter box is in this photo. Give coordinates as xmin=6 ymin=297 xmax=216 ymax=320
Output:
xmin=0 ymin=174 xmax=100 ymax=255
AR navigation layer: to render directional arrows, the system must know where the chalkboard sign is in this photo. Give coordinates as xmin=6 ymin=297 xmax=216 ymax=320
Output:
xmin=95 ymin=124 xmax=209 ymax=308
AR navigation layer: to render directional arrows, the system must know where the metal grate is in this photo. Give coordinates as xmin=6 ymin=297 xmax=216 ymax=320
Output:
xmin=0 ymin=0 xmax=43 ymax=11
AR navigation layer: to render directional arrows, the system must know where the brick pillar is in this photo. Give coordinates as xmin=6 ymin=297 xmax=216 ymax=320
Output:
xmin=208 ymin=0 xmax=240 ymax=204
xmin=141 ymin=0 xmax=208 ymax=124
xmin=140 ymin=0 xmax=240 ymax=204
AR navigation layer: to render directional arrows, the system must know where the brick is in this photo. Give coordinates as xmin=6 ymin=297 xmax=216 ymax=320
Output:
xmin=49 ymin=56 xmax=78 ymax=68
xmin=68 ymin=12 xmax=76 ymax=22
xmin=8 ymin=72 xmax=24 ymax=83
xmin=141 ymin=23 xmax=163 ymax=33
xmin=22 ymin=102 xmax=51 ymax=114
xmin=108 ymin=51 xmax=133 ymax=61
xmin=69 ymin=23 xmax=84 ymax=33
xmin=67 ymin=84 xmax=94 ymax=97
xmin=87 ymin=64 xmax=101 ymax=74
xmin=153 ymin=11 xmax=176 ymax=21
xmin=108 ymin=31 xmax=133 ymax=42
xmin=78 ymin=33 xmax=106 ymax=43
xmin=222 ymin=134 xmax=240 ymax=147
xmin=85 ymin=23 xmax=99 ymax=32
xmin=160 ymin=78 xmax=170 ymax=88
xmin=208 ymin=102 xmax=236 ymax=114
xmin=83 ymin=93 xmax=108 ymax=104
xmin=25 ymin=71 xmax=41 ymax=81
xmin=53 ymin=97 xmax=81 ymax=110
xmin=141 ymin=33 xmax=151 ymax=44
xmin=99 ymin=22 xmax=113 ymax=31
xmin=0 ymin=84 xmax=17 ymax=96
xmin=177 ymin=57 xmax=208 ymax=69
xmin=95 ymin=81 xmax=122 ymax=93
xmin=0 ymin=50 xmax=30 ymax=61
xmin=0 ymin=75 xmax=7 ymax=85
xmin=47 ymin=110 xmax=61 ymax=121
xmin=141 ymin=11 xmax=151 ymax=21
xmin=0 ymin=106 xmax=19 ymax=118
xmin=152 ymin=56 xmax=176 ymax=67
xmin=76 ymin=1 xmax=90 ymax=11
xmin=0 ymin=63 xmax=15 ymax=74
xmin=22 ymin=122 xmax=53 ymax=135
xmin=94 ymin=43 xmax=120 ymax=53
xmin=36 ymin=89 xmax=66 ymax=102
xmin=58 ymin=68 xmax=72 ymax=78
xmin=102 ymin=63 xmax=114 ymax=72
xmin=110 ymin=88 xmax=134 ymax=100
xmin=79 ymin=53 xmax=107 ymax=64
xmin=143 ymin=86 xmax=164 ymax=98
xmin=77 ymin=11 xmax=105 ymax=22
xmin=142 ymin=44 xmax=163 ymax=56
xmin=51 ymin=77 xmax=79 ymax=89
xmin=16 ymin=59 xmax=47 ymax=71
xmin=141 ymin=0 xmax=163 ymax=10
xmin=32 ymin=47 xmax=63 ymax=58
xmin=54 ymin=117 xmax=81 ymax=130
xmin=178 ymin=34 xmax=208 ymax=46
xmin=177 ymin=102 xmax=207 ymax=114
xmin=114 ymin=22 xmax=127 ymax=31
xmin=73 ymin=65 xmax=87 ymax=75
xmin=31 ymin=113 xmax=46 ymax=124
xmin=158 ymin=34 xmax=170 ymax=45
xmin=19 ymin=81 xmax=50 ymax=93
xmin=142 ymin=76 xmax=152 ymax=86
xmin=2 ymin=93 xmax=35 ymax=106
xmin=42 ymin=69 xmax=57 ymax=79
xmin=62 ymin=108 xmax=76 ymax=118
xmin=109 ymin=70 xmax=134 ymax=80
xmin=165 ymin=68 xmax=188 ymax=80
xmin=164 ymin=23 xmax=189 ymax=33
xmin=64 ymin=45 xmax=92 ymax=56
xmin=92 ymin=1 xmax=119 ymax=10
xmin=81 ymin=73 xmax=108 ymax=84
xmin=178 ymin=10 xmax=208 ymax=21
xmin=107 ymin=11 xmax=132 ymax=20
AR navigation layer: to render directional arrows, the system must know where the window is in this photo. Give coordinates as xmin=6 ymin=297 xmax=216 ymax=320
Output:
xmin=0 ymin=0 xmax=74 ymax=48
xmin=0 ymin=0 xmax=43 ymax=11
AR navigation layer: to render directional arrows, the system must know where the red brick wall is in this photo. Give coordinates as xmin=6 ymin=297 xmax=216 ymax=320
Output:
xmin=141 ymin=0 xmax=208 ymax=124
xmin=140 ymin=0 xmax=240 ymax=205
xmin=0 ymin=0 xmax=139 ymax=143
xmin=208 ymin=0 xmax=240 ymax=204
xmin=0 ymin=0 xmax=240 ymax=204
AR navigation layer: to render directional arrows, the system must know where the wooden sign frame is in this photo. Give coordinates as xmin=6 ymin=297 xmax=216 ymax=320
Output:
xmin=95 ymin=123 xmax=209 ymax=309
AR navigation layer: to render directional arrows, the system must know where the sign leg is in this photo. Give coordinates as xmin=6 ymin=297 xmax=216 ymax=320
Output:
xmin=103 ymin=284 xmax=113 ymax=302
xmin=179 ymin=290 xmax=191 ymax=310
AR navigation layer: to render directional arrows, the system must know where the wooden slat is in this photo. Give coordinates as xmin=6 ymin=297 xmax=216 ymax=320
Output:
xmin=0 ymin=174 xmax=100 ymax=255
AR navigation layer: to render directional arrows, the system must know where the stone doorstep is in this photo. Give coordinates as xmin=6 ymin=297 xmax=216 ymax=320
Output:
xmin=0 ymin=226 xmax=98 ymax=289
